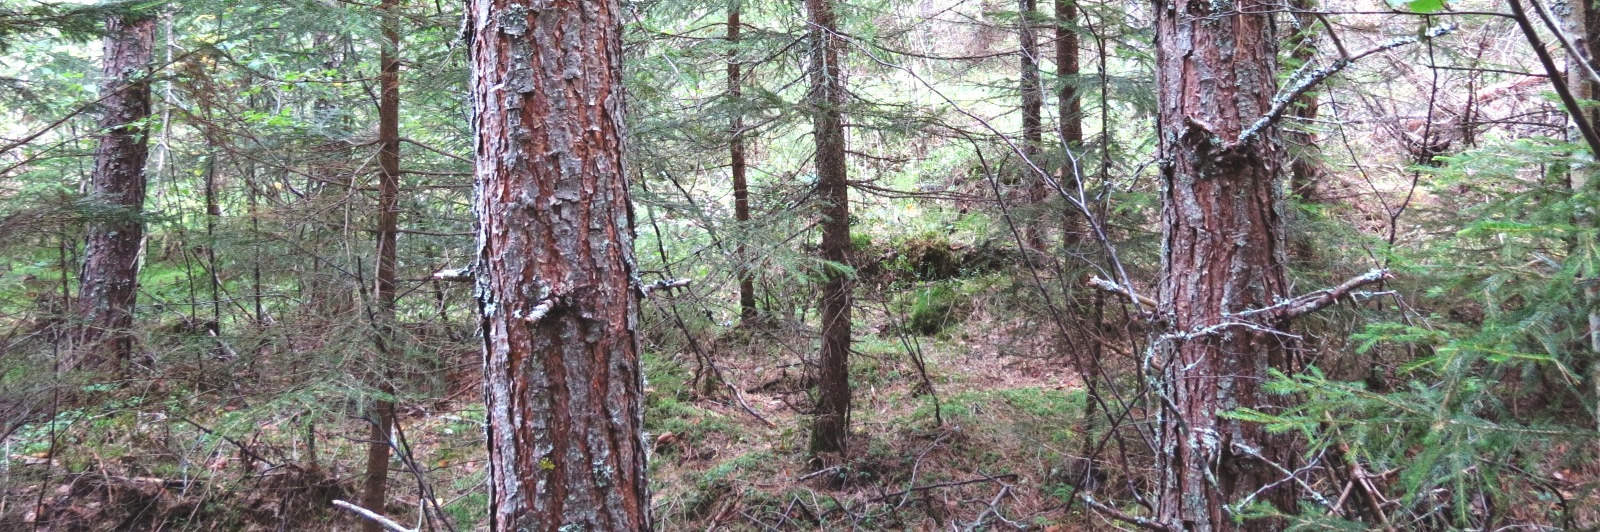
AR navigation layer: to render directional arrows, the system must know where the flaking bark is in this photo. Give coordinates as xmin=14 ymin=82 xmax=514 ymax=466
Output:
xmin=805 ymin=0 xmax=855 ymax=462
xmin=1151 ymin=0 xmax=1299 ymax=528
xmin=74 ymin=11 xmax=156 ymax=374
xmin=466 ymin=0 xmax=650 ymax=529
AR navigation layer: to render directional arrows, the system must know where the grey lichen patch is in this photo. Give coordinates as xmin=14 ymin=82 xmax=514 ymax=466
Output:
xmin=497 ymin=5 xmax=529 ymax=36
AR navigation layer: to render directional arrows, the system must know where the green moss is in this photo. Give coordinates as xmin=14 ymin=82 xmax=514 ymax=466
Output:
xmin=906 ymin=283 xmax=966 ymax=335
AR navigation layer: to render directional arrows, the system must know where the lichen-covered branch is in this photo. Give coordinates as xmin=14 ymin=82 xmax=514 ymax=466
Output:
xmin=1233 ymin=268 xmax=1392 ymax=322
xmin=1087 ymin=276 xmax=1156 ymax=309
xmin=1236 ymin=24 xmax=1457 ymax=145
xmin=429 ymin=267 xmax=472 ymax=281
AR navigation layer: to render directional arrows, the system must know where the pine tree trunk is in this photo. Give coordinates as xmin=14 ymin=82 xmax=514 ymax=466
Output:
xmin=361 ymin=0 xmax=402 ymax=527
xmin=466 ymin=1 xmax=650 ymax=529
xmin=1055 ymin=0 xmax=1080 ymax=150
xmin=1153 ymin=0 xmax=1298 ymax=528
xmin=1287 ymin=0 xmax=1322 ymax=263
xmin=1020 ymin=0 xmax=1046 ymax=249
xmin=805 ymin=0 xmax=855 ymax=462
xmin=729 ymin=3 xmax=757 ymax=325
xmin=74 ymin=11 xmax=156 ymax=374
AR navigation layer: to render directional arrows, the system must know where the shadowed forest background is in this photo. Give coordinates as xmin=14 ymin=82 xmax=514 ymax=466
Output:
xmin=4 ymin=0 xmax=1600 ymax=529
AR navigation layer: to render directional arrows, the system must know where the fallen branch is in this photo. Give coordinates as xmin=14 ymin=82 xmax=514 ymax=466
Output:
xmin=332 ymin=499 xmax=414 ymax=532
xmin=815 ymin=474 xmax=1019 ymax=519
xmin=1080 ymin=493 xmax=1173 ymax=532
xmin=861 ymin=474 xmax=1017 ymax=505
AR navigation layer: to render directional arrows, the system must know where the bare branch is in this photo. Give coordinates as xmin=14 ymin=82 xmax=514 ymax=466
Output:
xmin=640 ymin=277 xmax=692 ymax=298
xmin=1234 ymin=268 xmax=1391 ymax=321
xmin=430 ymin=267 xmax=472 ymax=281
xmin=1080 ymin=493 xmax=1173 ymax=532
xmin=1087 ymin=276 xmax=1156 ymax=309
xmin=332 ymin=500 xmax=414 ymax=532
xmin=1237 ymin=24 xmax=1458 ymax=145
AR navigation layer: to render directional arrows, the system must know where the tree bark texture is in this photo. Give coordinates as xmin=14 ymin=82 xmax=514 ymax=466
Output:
xmin=1020 ymin=0 xmax=1046 ymax=249
xmin=729 ymin=3 xmax=757 ymax=324
xmin=362 ymin=0 xmax=402 ymax=528
xmin=1054 ymin=0 xmax=1083 ymax=249
xmin=74 ymin=11 xmax=156 ymax=373
xmin=466 ymin=0 xmax=650 ymax=529
xmin=1153 ymin=0 xmax=1298 ymax=528
xmin=1055 ymin=0 xmax=1080 ymax=149
xmin=1286 ymin=0 xmax=1322 ymax=263
xmin=804 ymin=0 xmax=855 ymax=461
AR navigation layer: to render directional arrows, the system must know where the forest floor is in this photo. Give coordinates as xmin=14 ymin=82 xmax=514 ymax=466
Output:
xmin=0 ymin=270 xmax=1110 ymax=531
xmin=639 ymin=290 xmax=1102 ymax=531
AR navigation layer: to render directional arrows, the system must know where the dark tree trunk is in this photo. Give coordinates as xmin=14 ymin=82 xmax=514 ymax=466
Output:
xmin=361 ymin=0 xmax=402 ymax=527
xmin=1286 ymin=0 xmax=1322 ymax=263
xmin=466 ymin=0 xmax=650 ymax=529
xmin=1153 ymin=0 xmax=1299 ymax=528
xmin=1020 ymin=0 xmax=1046 ymax=249
xmin=1055 ymin=0 xmax=1080 ymax=150
xmin=804 ymin=0 xmax=854 ymax=462
xmin=74 ymin=11 xmax=156 ymax=373
xmin=729 ymin=3 xmax=757 ymax=325
xmin=1054 ymin=0 xmax=1084 ymax=251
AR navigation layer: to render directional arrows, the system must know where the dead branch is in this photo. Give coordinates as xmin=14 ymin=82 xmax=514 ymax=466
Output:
xmin=1080 ymin=493 xmax=1173 ymax=532
xmin=640 ymin=277 xmax=692 ymax=298
xmin=332 ymin=499 xmax=414 ymax=532
xmin=429 ymin=267 xmax=472 ymax=281
xmin=1086 ymin=276 xmax=1156 ymax=309
xmin=1240 ymin=268 xmax=1392 ymax=321
xmin=816 ymin=474 xmax=1019 ymax=520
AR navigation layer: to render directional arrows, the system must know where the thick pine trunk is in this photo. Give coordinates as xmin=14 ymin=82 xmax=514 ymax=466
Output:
xmin=805 ymin=0 xmax=854 ymax=462
xmin=361 ymin=0 xmax=402 ymax=527
xmin=1153 ymin=0 xmax=1298 ymax=528
xmin=466 ymin=0 xmax=650 ymax=529
xmin=729 ymin=4 xmax=757 ymax=324
xmin=74 ymin=12 xmax=156 ymax=373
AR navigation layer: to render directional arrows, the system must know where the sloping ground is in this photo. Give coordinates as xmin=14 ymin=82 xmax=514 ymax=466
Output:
xmin=644 ymin=291 xmax=1105 ymax=530
xmin=0 ymin=270 xmax=1106 ymax=530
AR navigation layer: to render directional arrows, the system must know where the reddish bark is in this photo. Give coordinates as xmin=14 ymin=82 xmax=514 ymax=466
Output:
xmin=805 ymin=0 xmax=855 ymax=462
xmin=1055 ymin=0 xmax=1080 ymax=149
xmin=1020 ymin=0 xmax=1046 ymax=249
xmin=466 ymin=0 xmax=650 ymax=529
xmin=1152 ymin=0 xmax=1299 ymax=528
xmin=74 ymin=11 xmax=155 ymax=373
xmin=361 ymin=0 xmax=402 ymax=527
xmin=729 ymin=4 xmax=757 ymax=324
xmin=1054 ymin=0 xmax=1083 ymax=250
xmin=1287 ymin=0 xmax=1322 ymax=263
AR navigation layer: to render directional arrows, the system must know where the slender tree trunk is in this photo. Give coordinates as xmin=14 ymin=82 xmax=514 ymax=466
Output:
xmin=73 ymin=11 xmax=156 ymax=374
xmin=1020 ymin=0 xmax=1046 ymax=249
xmin=729 ymin=2 xmax=757 ymax=325
xmin=466 ymin=1 xmax=650 ymax=529
xmin=1055 ymin=0 xmax=1080 ymax=150
xmin=1287 ymin=0 xmax=1322 ymax=263
xmin=1564 ymin=0 xmax=1600 ymax=451
xmin=1152 ymin=0 xmax=1298 ymax=528
xmin=361 ymin=0 xmax=402 ymax=527
xmin=805 ymin=0 xmax=854 ymax=462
